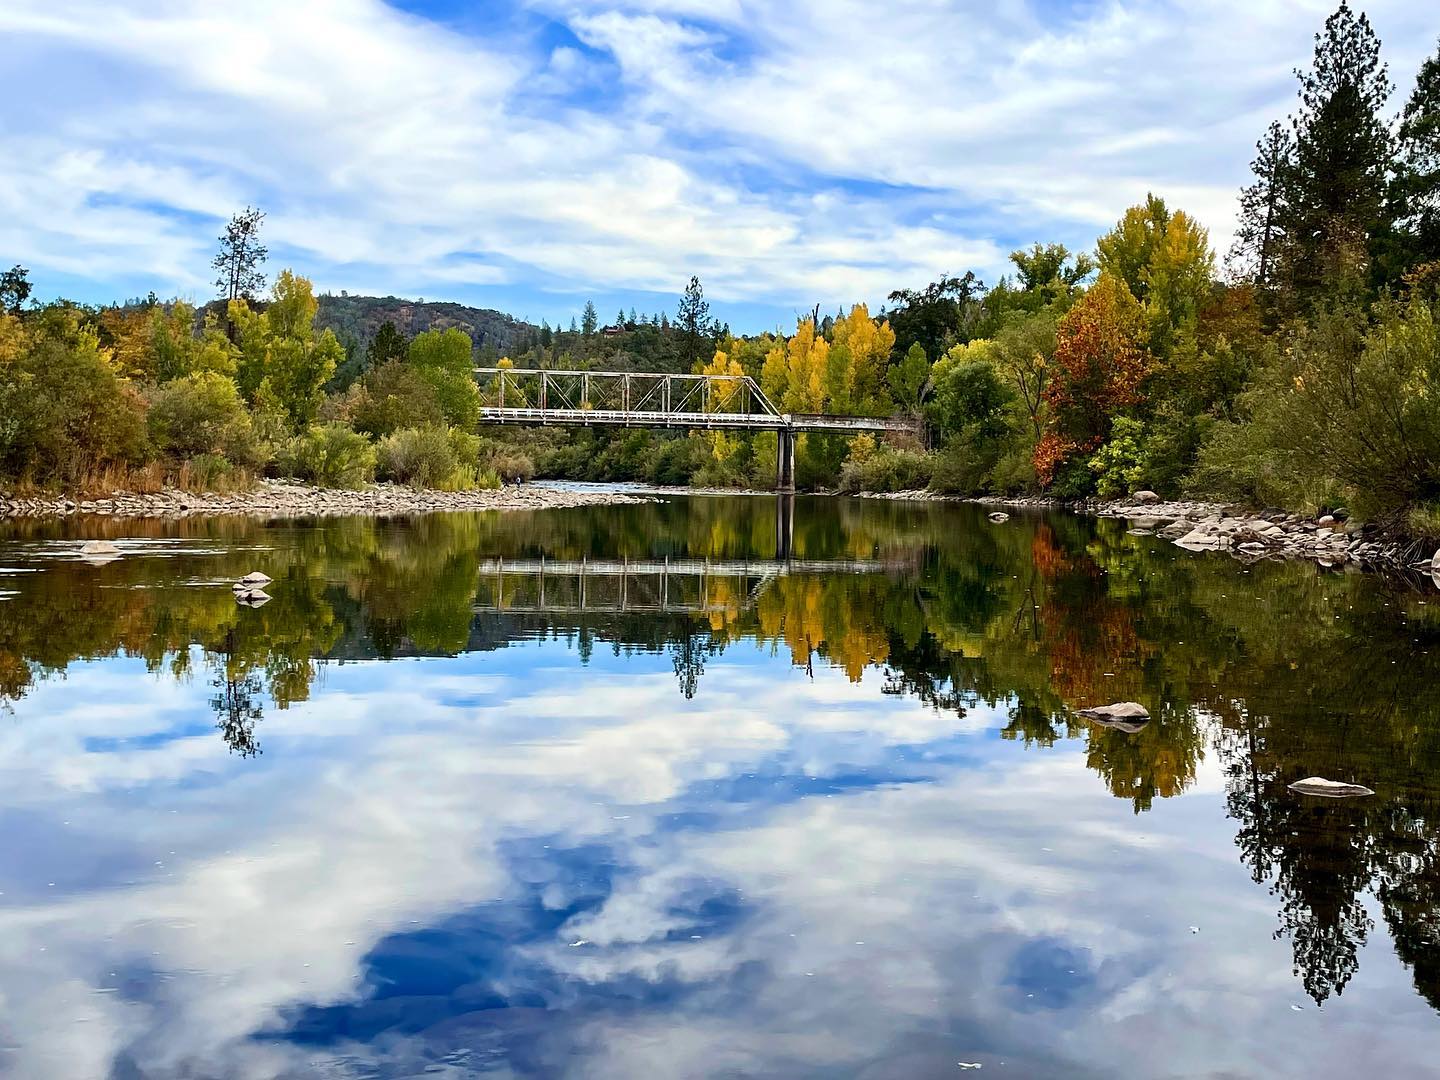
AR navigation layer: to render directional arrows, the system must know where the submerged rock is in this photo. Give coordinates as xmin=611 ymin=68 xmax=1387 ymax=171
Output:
xmin=988 ymin=512 xmax=1009 ymax=524
xmin=1077 ymin=702 xmax=1151 ymax=732
xmin=80 ymin=540 xmax=120 ymax=556
xmin=1287 ymin=776 xmax=1375 ymax=798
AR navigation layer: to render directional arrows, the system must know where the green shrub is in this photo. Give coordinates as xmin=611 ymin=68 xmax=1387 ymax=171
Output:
xmin=278 ymin=423 xmax=376 ymax=488
xmin=837 ymin=447 xmax=932 ymax=493
xmin=182 ymin=452 xmax=241 ymax=490
xmin=147 ymin=371 xmax=256 ymax=464
xmin=1089 ymin=416 xmax=1146 ymax=497
xmin=0 ymin=320 xmax=148 ymax=487
xmin=377 ymin=427 xmax=456 ymax=488
xmin=351 ymin=360 xmax=444 ymax=438
xmin=377 ymin=426 xmax=491 ymax=490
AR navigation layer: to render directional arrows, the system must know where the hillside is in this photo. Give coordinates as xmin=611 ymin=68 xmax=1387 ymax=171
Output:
xmin=315 ymin=294 xmax=534 ymax=357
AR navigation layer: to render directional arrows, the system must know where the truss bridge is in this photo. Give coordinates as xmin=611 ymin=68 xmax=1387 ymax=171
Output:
xmin=474 ymin=368 xmax=917 ymax=490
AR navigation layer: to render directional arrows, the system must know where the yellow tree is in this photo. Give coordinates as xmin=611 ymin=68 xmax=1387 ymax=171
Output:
xmin=828 ymin=303 xmax=895 ymax=414
xmin=700 ymin=347 xmax=745 ymax=464
xmin=1097 ymin=194 xmax=1214 ymax=353
xmin=786 ymin=318 xmax=829 ymax=413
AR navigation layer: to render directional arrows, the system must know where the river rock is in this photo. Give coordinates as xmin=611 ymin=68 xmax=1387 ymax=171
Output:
xmin=988 ymin=512 xmax=1009 ymax=523
xmin=1077 ymin=702 xmax=1149 ymax=720
xmin=239 ymin=572 xmax=273 ymax=586
xmin=1175 ymin=529 xmax=1223 ymax=550
xmin=1077 ymin=701 xmax=1151 ymax=733
xmin=235 ymin=589 xmax=271 ymax=607
xmin=1131 ymin=490 xmax=1161 ymax=504
xmin=80 ymin=540 xmax=121 ymax=555
xmin=1287 ymin=776 xmax=1375 ymax=798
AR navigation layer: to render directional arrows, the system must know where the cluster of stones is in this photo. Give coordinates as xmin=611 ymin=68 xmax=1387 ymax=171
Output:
xmin=0 ymin=481 xmax=653 ymax=520
xmin=1105 ymin=491 xmax=1433 ymax=571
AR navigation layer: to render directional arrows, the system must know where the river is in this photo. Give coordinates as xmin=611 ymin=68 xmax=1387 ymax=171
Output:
xmin=1 ymin=494 xmax=1438 ymax=1078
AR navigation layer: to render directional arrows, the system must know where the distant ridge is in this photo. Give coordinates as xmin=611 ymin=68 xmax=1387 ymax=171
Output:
xmin=315 ymin=293 xmax=535 ymax=356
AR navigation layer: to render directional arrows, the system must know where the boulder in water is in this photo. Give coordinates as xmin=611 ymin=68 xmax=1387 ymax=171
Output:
xmin=80 ymin=540 xmax=120 ymax=556
xmin=1076 ymin=702 xmax=1150 ymax=732
xmin=1287 ymin=776 xmax=1375 ymax=798
xmin=239 ymin=571 xmax=273 ymax=586
xmin=988 ymin=512 xmax=1009 ymax=523
xmin=235 ymin=589 xmax=271 ymax=607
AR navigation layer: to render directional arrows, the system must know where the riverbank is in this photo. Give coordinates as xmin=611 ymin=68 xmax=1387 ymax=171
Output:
xmin=0 ymin=479 xmax=654 ymax=520
xmin=859 ymin=489 xmax=1440 ymax=575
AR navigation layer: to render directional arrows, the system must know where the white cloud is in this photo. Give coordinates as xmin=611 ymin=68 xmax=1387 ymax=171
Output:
xmin=1 ymin=0 xmax=1436 ymax=320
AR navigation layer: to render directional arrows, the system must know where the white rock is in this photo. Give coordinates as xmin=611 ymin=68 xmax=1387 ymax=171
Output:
xmin=987 ymin=512 xmax=1009 ymax=523
xmin=239 ymin=572 xmax=273 ymax=586
xmin=80 ymin=540 xmax=120 ymax=555
xmin=1175 ymin=530 xmax=1223 ymax=550
xmin=1287 ymin=776 xmax=1375 ymax=798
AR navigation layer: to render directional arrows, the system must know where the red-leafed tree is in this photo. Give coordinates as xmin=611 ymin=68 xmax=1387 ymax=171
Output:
xmin=1034 ymin=273 xmax=1151 ymax=484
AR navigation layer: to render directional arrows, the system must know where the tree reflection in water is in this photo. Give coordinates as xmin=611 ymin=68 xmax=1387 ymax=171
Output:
xmin=3 ymin=495 xmax=1440 ymax=1011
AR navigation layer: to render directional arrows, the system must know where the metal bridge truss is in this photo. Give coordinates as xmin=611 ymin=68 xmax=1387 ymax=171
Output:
xmin=473 ymin=368 xmax=913 ymax=436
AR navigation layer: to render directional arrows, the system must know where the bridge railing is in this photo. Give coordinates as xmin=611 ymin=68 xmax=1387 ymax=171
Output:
xmin=473 ymin=368 xmax=783 ymax=421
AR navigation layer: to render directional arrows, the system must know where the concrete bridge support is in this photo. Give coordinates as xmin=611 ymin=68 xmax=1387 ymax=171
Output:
xmin=777 ymin=429 xmax=797 ymax=493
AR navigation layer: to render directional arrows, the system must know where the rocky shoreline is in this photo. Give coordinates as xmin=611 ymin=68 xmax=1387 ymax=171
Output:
xmin=0 ymin=480 xmax=654 ymax=520
xmin=859 ymin=488 xmax=1440 ymax=576
xmin=982 ymin=491 xmax=1440 ymax=575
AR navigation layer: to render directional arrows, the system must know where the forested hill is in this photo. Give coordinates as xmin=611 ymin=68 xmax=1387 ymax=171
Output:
xmin=314 ymin=294 xmax=533 ymax=358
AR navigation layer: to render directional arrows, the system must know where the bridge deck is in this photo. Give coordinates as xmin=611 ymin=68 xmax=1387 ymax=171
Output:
xmin=478 ymin=407 xmax=911 ymax=434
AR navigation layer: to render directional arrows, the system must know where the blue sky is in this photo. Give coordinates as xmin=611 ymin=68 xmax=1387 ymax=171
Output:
xmin=2 ymin=0 xmax=1437 ymax=333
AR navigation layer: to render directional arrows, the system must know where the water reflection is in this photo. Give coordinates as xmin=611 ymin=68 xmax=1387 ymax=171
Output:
xmin=1 ymin=496 xmax=1440 ymax=1076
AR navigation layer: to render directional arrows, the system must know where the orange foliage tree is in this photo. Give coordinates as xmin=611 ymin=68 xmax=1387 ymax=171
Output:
xmin=1034 ymin=273 xmax=1151 ymax=485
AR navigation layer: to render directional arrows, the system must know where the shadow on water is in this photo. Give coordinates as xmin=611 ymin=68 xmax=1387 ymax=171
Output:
xmin=4 ymin=493 xmax=1440 ymax=1074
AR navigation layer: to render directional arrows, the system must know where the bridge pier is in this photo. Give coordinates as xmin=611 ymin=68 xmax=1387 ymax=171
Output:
xmin=776 ymin=429 xmax=797 ymax=493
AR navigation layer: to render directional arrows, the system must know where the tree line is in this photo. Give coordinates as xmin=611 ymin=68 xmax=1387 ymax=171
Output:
xmin=2 ymin=3 xmax=1437 ymax=528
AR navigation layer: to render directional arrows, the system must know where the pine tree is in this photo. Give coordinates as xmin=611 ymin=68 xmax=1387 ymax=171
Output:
xmin=676 ymin=276 xmax=712 ymax=370
xmin=1230 ymin=122 xmax=1295 ymax=289
xmin=581 ymin=300 xmax=598 ymax=337
xmin=1394 ymin=38 xmax=1440 ymax=274
xmin=213 ymin=207 xmax=268 ymax=302
xmin=1287 ymin=2 xmax=1393 ymax=295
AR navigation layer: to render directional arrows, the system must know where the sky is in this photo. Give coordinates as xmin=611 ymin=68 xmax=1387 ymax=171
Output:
xmin=2 ymin=0 xmax=1437 ymax=333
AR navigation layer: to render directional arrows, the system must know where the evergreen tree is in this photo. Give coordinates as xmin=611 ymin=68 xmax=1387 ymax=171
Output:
xmin=213 ymin=206 xmax=268 ymax=302
xmin=581 ymin=300 xmax=598 ymax=337
xmin=1286 ymin=2 xmax=1393 ymax=296
xmin=676 ymin=276 xmax=713 ymax=369
xmin=1394 ymin=38 xmax=1440 ymax=276
xmin=539 ymin=320 xmax=553 ymax=347
xmin=569 ymin=316 xmax=579 ymax=334
xmin=1230 ymin=121 xmax=1296 ymax=290
xmin=0 ymin=265 xmax=30 ymax=315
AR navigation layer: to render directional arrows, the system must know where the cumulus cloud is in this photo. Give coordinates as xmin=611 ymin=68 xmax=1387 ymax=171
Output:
xmin=1 ymin=0 xmax=1436 ymax=322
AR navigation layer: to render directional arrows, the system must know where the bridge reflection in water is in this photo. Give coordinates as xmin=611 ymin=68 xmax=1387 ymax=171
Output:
xmin=473 ymin=555 xmax=897 ymax=615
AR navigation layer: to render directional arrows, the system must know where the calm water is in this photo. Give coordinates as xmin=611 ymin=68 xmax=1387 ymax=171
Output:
xmin=2 ymin=495 xmax=1439 ymax=1079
